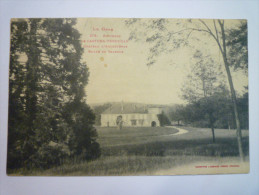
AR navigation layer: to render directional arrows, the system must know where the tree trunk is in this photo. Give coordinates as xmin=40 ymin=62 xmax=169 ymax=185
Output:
xmin=209 ymin=114 xmax=216 ymax=143
xmin=23 ymin=20 xmax=40 ymax=165
xmin=211 ymin=126 xmax=215 ymax=143
xmin=223 ymin=58 xmax=244 ymax=161
xmin=219 ymin=21 xmax=245 ymax=161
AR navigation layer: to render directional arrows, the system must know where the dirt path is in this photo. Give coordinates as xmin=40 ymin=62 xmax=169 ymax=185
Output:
xmin=164 ymin=126 xmax=189 ymax=136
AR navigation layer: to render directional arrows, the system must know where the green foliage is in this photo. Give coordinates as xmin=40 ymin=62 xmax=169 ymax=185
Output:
xmin=170 ymin=92 xmax=248 ymax=130
xmin=237 ymin=90 xmax=249 ymax=129
xmin=92 ymin=103 xmax=112 ymax=126
xmin=180 ymin=51 xmax=237 ymax=142
xmin=182 ymin=50 xmax=226 ymax=103
xmin=227 ymin=21 xmax=248 ymax=72
xmin=157 ymin=111 xmax=171 ymax=126
xmin=10 ymin=126 xmax=249 ymax=175
xmin=8 ymin=18 xmax=100 ymax=170
xmin=28 ymin=144 xmax=68 ymax=169
xmin=191 ymin=93 xmax=232 ymax=124
xmin=125 ymin=18 xmax=248 ymax=159
xmin=125 ymin=18 xmax=188 ymax=67
xmin=180 ymin=88 xmax=233 ymax=129
xmin=64 ymin=101 xmax=101 ymax=159
xmin=168 ymin=105 xmax=185 ymax=125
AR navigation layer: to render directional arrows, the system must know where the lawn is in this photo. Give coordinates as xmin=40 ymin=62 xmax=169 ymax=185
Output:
xmin=11 ymin=126 xmax=249 ymax=176
xmin=97 ymin=126 xmax=249 ymax=158
xmin=97 ymin=126 xmax=179 ymax=147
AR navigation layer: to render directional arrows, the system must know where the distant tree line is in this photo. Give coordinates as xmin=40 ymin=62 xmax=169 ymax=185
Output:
xmin=169 ymin=92 xmax=248 ymax=130
xmin=8 ymin=18 xmax=100 ymax=170
xmin=169 ymin=48 xmax=248 ymax=143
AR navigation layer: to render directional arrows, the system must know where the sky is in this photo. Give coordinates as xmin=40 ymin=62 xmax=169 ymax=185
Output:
xmin=76 ymin=18 xmax=248 ymax=105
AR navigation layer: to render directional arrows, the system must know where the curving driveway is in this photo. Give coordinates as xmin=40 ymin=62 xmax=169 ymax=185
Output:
xmin=165 ymin=126 xmax=189 ymax=136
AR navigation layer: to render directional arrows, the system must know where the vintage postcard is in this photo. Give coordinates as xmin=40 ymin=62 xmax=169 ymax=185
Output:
xmin=7 ymin=18 xmax=249 ymax=176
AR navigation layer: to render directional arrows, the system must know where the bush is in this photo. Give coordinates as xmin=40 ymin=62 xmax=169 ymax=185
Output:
xmin=27 ymin=145 xmax=68 ymax=169
xmin=157 ymin=112 xmax=171 ymax=126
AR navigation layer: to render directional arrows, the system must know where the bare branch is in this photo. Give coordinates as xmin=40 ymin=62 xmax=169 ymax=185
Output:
xmin=213 ymin=19 xmax=219 ymax=40
xmin=199 ymin=19 xmax=214 ymax=35
xmin=199 ymin=19 xmax=224 ymax=56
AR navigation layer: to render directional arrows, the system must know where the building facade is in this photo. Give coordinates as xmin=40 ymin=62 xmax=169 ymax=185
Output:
xmin=101 ymin=103 xmax=163 ymax=127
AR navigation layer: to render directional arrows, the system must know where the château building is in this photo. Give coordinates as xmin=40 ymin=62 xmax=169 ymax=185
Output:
xmin=101 ymin=103 xmax=163 ymax=127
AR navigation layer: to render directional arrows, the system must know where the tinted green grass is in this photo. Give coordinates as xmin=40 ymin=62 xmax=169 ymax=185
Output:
xmin=10 ymin=126 xmax=249 ymax=175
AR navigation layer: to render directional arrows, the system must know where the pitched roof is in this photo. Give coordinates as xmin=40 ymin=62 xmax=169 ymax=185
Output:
xmin=102 ymin=103 xmax=148 ymax=114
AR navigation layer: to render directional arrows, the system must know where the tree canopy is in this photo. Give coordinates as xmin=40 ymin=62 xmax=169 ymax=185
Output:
xmin=126 ymin=18 xmax=248 ymax=160
xmin=8 ymin=18 xmax=100 ymax=170
xmin=227 ymin=21 xmax=248 ymax=72
xmin=181 ymin=50 xmax=231 ymax=142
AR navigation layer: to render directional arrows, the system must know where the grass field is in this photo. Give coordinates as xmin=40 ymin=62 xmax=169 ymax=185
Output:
xmin=12 ymin=126 xmax=249 ymax=176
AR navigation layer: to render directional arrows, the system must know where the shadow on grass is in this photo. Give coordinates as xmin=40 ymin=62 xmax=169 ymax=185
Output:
xmin=101 ymin=136 xmax=249 ymax=158
xmin=9 ymin=136 xmax=249 ymax=175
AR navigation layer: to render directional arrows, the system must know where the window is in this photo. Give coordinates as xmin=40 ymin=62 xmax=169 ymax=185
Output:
xmin=131 ymin=119 xmax=136 ymax=126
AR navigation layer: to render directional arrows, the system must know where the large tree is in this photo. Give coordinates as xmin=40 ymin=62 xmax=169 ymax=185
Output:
xmin=126 ymin=19 xmax=248 ymax=161
xmin=92 ymin=103 xmax=112 ymax=126
xmin=226 ymin=21 xmax=248 ymax=72
xmin=169 ymin=105 xmax=185 ymax=126
xmin=8 ymin=18 xmax=100 ymax=169
xmin=181 ymin=50 xmax=230 ymax=143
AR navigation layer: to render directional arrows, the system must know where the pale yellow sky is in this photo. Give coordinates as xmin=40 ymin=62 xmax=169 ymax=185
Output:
xmin=76 ymin=18 xmax=248 ymax=105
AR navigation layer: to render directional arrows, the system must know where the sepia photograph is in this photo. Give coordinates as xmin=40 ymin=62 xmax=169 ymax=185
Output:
xmin=7 ymin=17 xmax=249 ymax=176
